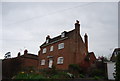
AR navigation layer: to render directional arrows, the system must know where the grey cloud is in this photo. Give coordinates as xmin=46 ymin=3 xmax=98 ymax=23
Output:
xmin=1 ymin=2 xmax=118 ymax=59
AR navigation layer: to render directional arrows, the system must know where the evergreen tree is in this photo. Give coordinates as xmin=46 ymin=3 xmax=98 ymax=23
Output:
xmin=115 ymin=52 xmax=120 ymax=81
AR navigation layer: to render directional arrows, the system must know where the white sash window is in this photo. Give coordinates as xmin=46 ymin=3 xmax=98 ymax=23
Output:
xmin=57 ymin=57 xmax=64 ymax=64
xmin=42 ymin=48 xmax=47 ymax=53
xmin=58 ymin=43 xmax=64 ymax=49
xmin=41 ymin=59 xmax=45 ymax=65
xmin=50 ymin=46 xmax=53 ymax=51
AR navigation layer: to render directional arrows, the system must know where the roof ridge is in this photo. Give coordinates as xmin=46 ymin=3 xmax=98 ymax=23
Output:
xmin=40 ymin=29 xmax=75 ymax=47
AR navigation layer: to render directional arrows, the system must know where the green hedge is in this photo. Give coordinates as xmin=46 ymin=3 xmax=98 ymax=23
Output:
xmin=14 ymin=72 xmax=45 ymax=79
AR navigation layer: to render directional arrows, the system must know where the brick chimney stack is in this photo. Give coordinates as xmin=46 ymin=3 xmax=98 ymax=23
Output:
xmin=46 ymin=35 xmax=50 ymax=40
xmin=18 ymin=52 xmax=21 ymax=57
xmin=75 ymin=20 xmax=80 ymax=34
xmin=24 ymin=49 xmax=28 ymax=55
xmin=84 ymin=33 xmax=88 ymax=52
xmin=75 ymin=20 xmax=80 ymax=64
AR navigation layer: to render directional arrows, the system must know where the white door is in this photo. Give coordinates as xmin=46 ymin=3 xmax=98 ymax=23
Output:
xmin=48 ymin=59 xmax=53 ymax=68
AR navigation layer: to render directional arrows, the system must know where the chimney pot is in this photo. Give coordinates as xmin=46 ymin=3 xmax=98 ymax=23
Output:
xmin=18 ymin=52 xmax=21 ymax=57
xmin=84 ymin=33 xmax=88 ymax=52
xmin=24 ymin=49 xmax=28 ymax=55
xmin=75 ymin=20 xmax=80 ymax=34
xmin=46 ymin=35 xmax=50 ymax=40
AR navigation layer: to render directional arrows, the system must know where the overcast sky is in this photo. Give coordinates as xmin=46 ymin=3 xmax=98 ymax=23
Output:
xmin=0 ymin=2 xmax=118 ymax=59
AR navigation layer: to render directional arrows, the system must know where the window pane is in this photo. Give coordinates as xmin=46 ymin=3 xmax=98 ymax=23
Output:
xmin=50 ymin=46 xmax=53 ymax=51
xmin=41 ymin=59 xmax=45 ymax=65
xmin=43 ymin=48 xmax=47 ymax=53
xmin=58 ymin=43 xmax=64 ymax=49
xmin=57 ymin=57 xmax=64 ymax=64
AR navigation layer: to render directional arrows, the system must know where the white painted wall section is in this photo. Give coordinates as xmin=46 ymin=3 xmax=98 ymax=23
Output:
xmin=107 ymin=62 xmax=115 ymax=80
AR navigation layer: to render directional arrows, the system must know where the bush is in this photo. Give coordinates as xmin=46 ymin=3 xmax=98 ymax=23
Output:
xmin=21 ymin=66 xmax=36 ymax=73
xmin=93 ymin=76 xmax=101 ymax=80
xmin=89 ymin=69 xmax=104 ymax=77
xmin=50 ymin=71 xmax=70 ymax=79
xmin=43 ymin=65 xmax=57 ymax=76
xmin=58 ymin=72 xmax=70 ymax=78
xmin=79 ymin=74 xmax=85 ymax=78
xmin=40 ymin=68 xmax=70 ymax=79
xmin=14 ymin=72 xmax=45 ymax=79
xmin=51 ymin=75 xmax=60 ymax=79
xmin=31 ymin=74 xmax=46 ymax=79
xmin=15 ymin=72 xmax=29 ymax=79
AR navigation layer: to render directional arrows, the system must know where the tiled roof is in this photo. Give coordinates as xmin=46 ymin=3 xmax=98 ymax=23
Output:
xmin=114 ymin=48 xmax=120 ymax=52
xmin=40 ymin=29 xmax=75 ymax=47
xmin=20 ymin=53 xmax=38 ymax=60
xmin=110 ymin=48 xmax=120 ymax=61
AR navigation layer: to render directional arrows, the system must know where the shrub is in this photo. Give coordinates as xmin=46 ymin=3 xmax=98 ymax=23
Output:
xmin=51 ymin=75 xmax=60 ymax=79
xmin=44 ymin=65 xmax=57 ymax=76
xmin=79 ymin=74 xmax=85 ymax=78
xmin=14 ymin=72 xmax=45 ymax=79
xmin=89 ymin=69 xmax=104 ymax=77
xmin=50 ymin=71 xmax=70 ymax=79
xmin=93 ymin=76 xmax=101 ymax=80
xmin=30 ymin=74 xmax=45 ymax=79
xmin=15 ymin=72 xmax=29 ymax=79
xmin=58 ymin=72 xmax=70 ymax=78
xmin=21 ymin=66 xmax=36 ymax=73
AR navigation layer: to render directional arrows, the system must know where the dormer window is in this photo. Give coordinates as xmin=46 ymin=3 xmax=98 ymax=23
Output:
xmin=46 ymin=35 xmax=50 ymax=43
xmin=46 ymin=39 xmax=49 ymax=43
xmin=61 ymin=32 xmax=65 ymax=38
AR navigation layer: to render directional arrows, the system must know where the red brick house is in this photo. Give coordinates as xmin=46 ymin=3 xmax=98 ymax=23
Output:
xmin=2 ymin=50 xmax=38 ymax=79
xmin=38 ymin=20 xmax=96 ymax=70
xmin=82 ymin=52 xmax=96 ymax=69
xmin=17 ymin=49 xmax=38 ymax=68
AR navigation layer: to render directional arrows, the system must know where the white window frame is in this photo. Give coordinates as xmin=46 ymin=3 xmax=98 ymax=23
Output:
xmin=58 ymin=43 xmax=64 ymax=49
xmin=50 ymin=46 xmax=54 ymax=51
xmin=42 ymin=48 xmax=47 ymax=53
xmin=41 ymin=59 xmax=45 ymax=65
xmin=57 ymin=57 xmax=64 ymax=64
